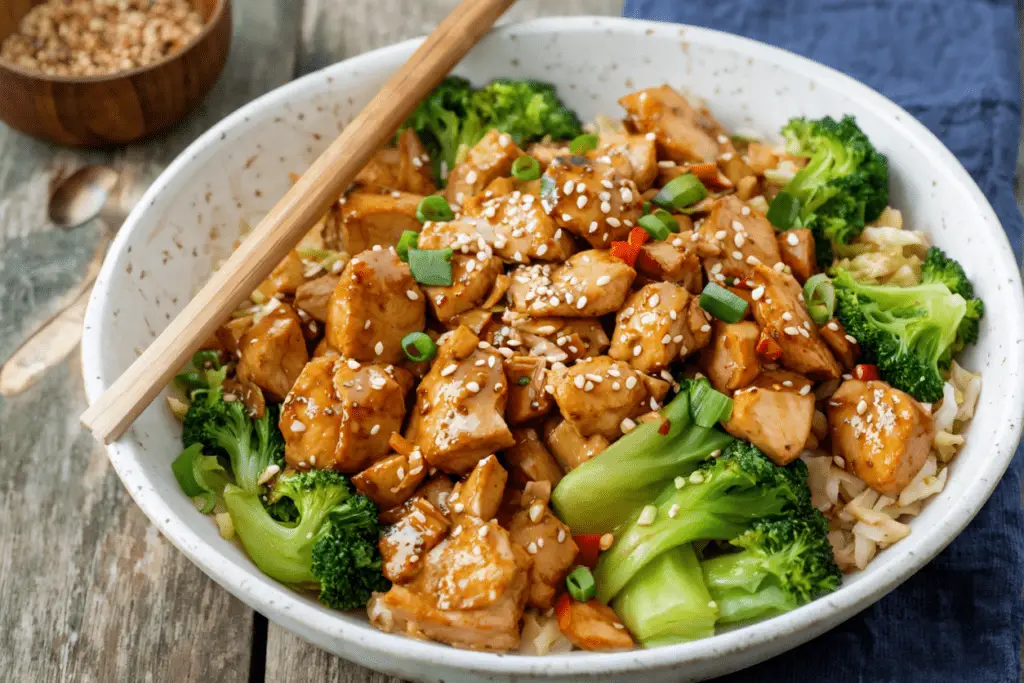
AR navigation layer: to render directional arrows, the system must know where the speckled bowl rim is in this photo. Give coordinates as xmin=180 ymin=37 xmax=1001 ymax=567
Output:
xmin=82 ymin=17 xmax=1024 ymax=679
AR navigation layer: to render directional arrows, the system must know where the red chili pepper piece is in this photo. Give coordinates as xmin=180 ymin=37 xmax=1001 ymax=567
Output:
xmin=755 ymin=335 xmax=783 ymax=361
xmin=610 ymin=241 xmax=639 ymax=267
xmin=658 ymin=418 xmax=671 ymax=435
xmin=627 ymin=226 xmax=650 ymax=248
xmin=854 ymin=364 xmax=880 ymax=381
xmin=573 ymin=534 xmax=602 ymax=568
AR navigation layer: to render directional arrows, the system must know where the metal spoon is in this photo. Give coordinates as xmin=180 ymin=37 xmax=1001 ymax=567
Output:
xmin=0 ymin=165 xmax=146 ymax=397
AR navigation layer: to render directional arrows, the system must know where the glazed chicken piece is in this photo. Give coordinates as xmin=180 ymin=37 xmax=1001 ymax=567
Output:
xmin=382 ymin=473 xmax=458 ymax=526
xmin=595 ymin=131 xmax=659 ymax=191
xmin=702 ymin=320 xmax=762 ymax=393
xmin=818 ymin=318 xmax=861 ymax=371
xmin=507 ymin=489 xmax=578 ymax=609
xmin=325 ymin=248 xmax=426 ymax=364
xmin=354 ymin=128 xmax=436 ymax=195
xmin=543 ymin=417 xmax=610 ymax=473
xmin=547 ymin=356 xmax=668 ymax=440
xmin=526 ymin=140 xmax=569 ymax=169
xmin=213 ymin=316 xmax=254 ymax=355
xmin=540 ymin=157 xmax=643 ymax=247
xmin=503 ymin=355 xmax=555 ymax=425
xmin=461 ymin=189 xmax=576 ymax=264
xmin=776 ymin=228 xmax=817 ymax=283
xmin=618 ymin=85 xmax=724 ymax=164
xmin=293 ymin=274 xmax=340 ymax=322
xmin=405 ymin=326 xmax=515 ymax=474
xmin=379 ymin=498 xmax=450 ymax=584
xmin=505 ymin=428 xmax=564 ymax=487
xmin=446 ymin=129 xmax=524 ymax=206
xmin=352 ymin=446 xmax=428 ymax=511
xmin=699 ymin=196 xmax=783 ymax=282
xmin=333 ymin=190 xmax=424 ymax=255
xmin=748 ymin=263 xmax=842 ymax=380
xmin=237 ymin=304 xmax=309 ymax=401
xmin=557 ymin=598 xmax=634 ymax=651
xmin=253 ymin=249 xmax=305 ymax=301
xmin=423 ymin=254 xmax=503 ymax=323
xmin=507 ymin=316 xmax=610 ymax=364
xmin=724 ymin=384 xmax=815 ymax=466
xmin=507 ymin=250 xmax=636 ymax=317
xmin=751 ymin=369 xmax=814 ymax=395
xmin=279 ymin=357 xmax=414 ymax=472
xmin=827 ymin=380 xmax=935 ymax=496
xmin=609 ymin=282 xmax=711 ymax=373
xmin=448 ymin=454 xmax=508 ymax=525
xmin=368 ymin=517 xmax=531 ymax=652
xmin=636 ymin=238 xmax=704 ymax=293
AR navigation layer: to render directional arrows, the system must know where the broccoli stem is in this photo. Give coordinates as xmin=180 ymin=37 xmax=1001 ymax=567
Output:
xmin=551 ymin=391 xmax=733 ymax=534
xmin=612 ymin=545 xmax=717 ymax=646
xmin=703 ymin=551 xmax=799 ymax=623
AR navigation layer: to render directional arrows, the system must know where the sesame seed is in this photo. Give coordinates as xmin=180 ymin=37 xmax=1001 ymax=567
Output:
xmin=845 ymin=334 xmax=858 ymax=344
xmin=576 ymin=195 xmax=588 ymax=209
xmin=662 ymin=334 xmax=672 ymax=344
xmin=798 ymin=327 xmax=810 ymax=338
xmin=786 ymin=232 xmax=800 ymax=246
xmin=649 ymin=294 xmax=660 ymax=307
xmin=620 ymin=417 xmax=637 ymax=433
xmin=799 ymin=384 xmax=812 ymax=396
xmin=441 ymin=364 xmax=457 ymax=377
xmin=374 ymin=341 xmax=384 ymax=355
xmin=782 ymin=312 xmax=793 ymax=321
xmin=732 ymin=251 xmax=744 ymax=260
xmin=574 ymin=374 xmax=586 ymax=389
xmin=406 ymin=289 xmax=419 ymax=300
xmin=466 ymin=381 xmax=481 ymax=394
xmin=751 ymin=286 xmax=765 ymax=301
xmin=784 ymin=326 xmax=800 ymax=336
xmin=596 ymin=275 xmax=611 ymax=286
xmin=668 ymin=503 xmax=680 ymax=518
xmin=645 ymin=132 xmax=657 ymax=141
xmin=563 ymin=180 xmax=575 ymax=195
xmin=612 ymin=382 xmax=621 ymax=390
xmin=529 ymin=503 xmax=545 ymax=522
xmin=347 ymin=359 xmax=361 ymax=370
xmin=465 ymin=169 xmax=478 ymax=184
xmin=827 ymin=321 xmax=840 ymax=331
xmin=714 ymin=230 xmax=728 ymax=240
xmin=364 ymin=319 xmax=372 ymax=330
xmin=583 ymin=381 xmax=594 ymax=392
xmin=834 ymin=455 xmax=846 ymax=468
xmin=478 ymin=525 xmax=489 ymax=538
xmin=717 ymin=134 xmax=729 ymax=144
xmin=557 ymin=528 xmax=566 ymax=543
xmin=527 ymin=541 xmax=538 ymax=554
xmin=370 ymin=424 xmax=381 ymax=435
xmin=600 ymin=201 xmax=612 ymax=213
xmin=537 ymin=538 xmax=545 ymax=548
xmin=588 ymin=221 xmax=599 ymax=234
xmin=625 ymin=375 xmax=638 ymax=390
xmin=731 ymin=220 xmax=744 ymax=232
xmin=453 ymin=502 xmax=465 ymax=513
xmin=576 ymin=296 xmax=588 ymax=310
xmin=734 ymin=233 xmax=746 ymax=248
xmin=620 ymin=188 xmax=634 ymax=203
xmin=606 ymin=216 xmax=621 ymax=228
xmin=745 ymin=255 xmax=761 ymax=265
xmin=741 ymin=205 xmax=751 ymax=216
xmin=856 ymin=400 xmax=868 ymax=415
xmin=601 ymin=179 xmax=615 ymax=189
xmin=599 ymin=533 xmax=615 ymax=550
xmin=700 ymin=324 xmax=711 ymax=333
xmin=689 ymin=471 xmax=705 ymax=484
xmin=633 ymin=344 xmax=643 ymax=357
xmin=637 ymin=505 xmax=657 ymax=526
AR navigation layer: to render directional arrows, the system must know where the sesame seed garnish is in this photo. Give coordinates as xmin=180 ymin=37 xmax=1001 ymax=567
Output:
xmin=406 ymin=289 xmax=419 ymax=300
xmin=732 ymin=251 xmax=743 ymax=260
xmin=731 ymin=220 xmax=744 ymax=232
xmin=465 ymin=169 xmax=478 ymax=184
xmin=633 ymin=344 xmax=643 ymax=357
xmin=347 ymin=359 xmax=361 ymax=370
xmin=529 ymin=503 xmax=545 ymax=522
xmin=845 ymin=334 xmax=858 ymax=344
xmin=645 ymin=132 xmax=657 ymax=141
xmin=600 ymin=533 xmax=615 ymax=550
xmin=689 ymin=471 xmax=705 ymax=484
xmin=649 ymin=294 xmax=660 ymax=307
xmin=700 ymin=324 xmax=711 ymax=333
xmin=637 ymin=505 xmax=657 ymax=526
xmin=374 ymin=341 xmax=384 ymax=355
xmin=612 ymin=382 xmax=621 ymax=390
xmin=574 ymin=374 xmax=586 ymax=389
xmin=751 ymin=286 xmax=765 ymax=301
xmin=620 ymin=417 xmax=637 ymax=433
xmin=466 ymin=381 xmax=481 ymax=394
xmin=557 ymin=528 xmax=566 ymax=543
xmin=364 ymin=319 xmax=372 ymax=330
xmin=784 ymin=326 xmax=800 ymax=336
xmin=782 ymin=311 xmax=793 ymax=321
xmin=668 ymin=503 xmax=680 ymax=518
xmin=563 ymin=180 xmax=575 ymax=195
xmin=527 ymin=541 xmax=538 ymax=554
xmin=588 ymin=221 xmax=599 ymax=234
xmin=440 ymin=364 xmax=457 ymax=377
xmin=786 ymin=232 xmax=800 ymax=246
xmin=662 ymin=334 xmax=672 ymax=344
xmin=576 ymin=195 xmax=588 ymax=209
xmin=290 ymin=420 xmax=306 ymax=432
xmin=827 ymin=321 xmax=840 ymax=331
xmin=478 ymin=525 xmax=489 ymax=538
xmin=734 ymin=233 xmax=746 ymax=248
xmin=799 ymin=384 xmax=812 ymax=396
xmin=856 ymin=399 xmax=868 ymax=415
xmin=625 ymin=375 xmax=638 ymax=390
xmin=600 ymin=201 xmax=612 ymax=213
xmin=370 ymin=424 xmax=380 ymax=435
xmin=741 ymin=205 xmax=751 ymax=216
xmin=834 ymin=455 xmax=846 ymax=468
xmin=745 ymin=255 xmax=761 ymax=265
xmin=583 ymin=381 xmax=594 ymax=392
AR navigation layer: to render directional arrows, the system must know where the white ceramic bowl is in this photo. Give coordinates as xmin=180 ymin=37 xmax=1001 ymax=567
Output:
xmin=81 ymin=17 xmax=1024 ymax=682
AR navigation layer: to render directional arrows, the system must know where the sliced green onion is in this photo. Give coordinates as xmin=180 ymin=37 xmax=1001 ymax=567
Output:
xmin=642 ymin=200 xmax=652 ymax=216
xmin=767 ymin=190 xmax=800 ymax=229
xmin=408 ymin=248 xmax=453 ymax=286
xmin=511 ymin=155 xmax=541 ymax=181
xmin=517 ymin=376 xmax=531 ymax=386
xmin=652 ymin=173 xmax=708 ymax=210
xmin=688 ymin=377 xmax=734 ymax=427
xmin=402 ymin=331 xmax=437 ymax=363
xmin=803 ymin=273 xmax=836 ymax=325
xmin=651 ymin=209 xmax=679 ymax=233
xmin=396 ymin=230 xmax=419 ymax=262
xmin=566 ymin=566 xmax=596 ymax=602
xmin=569 ymin=133 xmax=599 ymax=155
xmin=416 ymin=195 xmax=454 ymax=223
xmin=699 ymin=282 xmax=748 ymax=323
xmin=638 ymin=214 xmax=671 ymax=241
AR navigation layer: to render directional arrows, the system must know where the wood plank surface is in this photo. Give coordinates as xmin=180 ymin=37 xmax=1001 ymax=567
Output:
xmin=264 ymin=2 xmax=622 ymax=680
xmin=0 ymin=1 xmax=302 ymax=681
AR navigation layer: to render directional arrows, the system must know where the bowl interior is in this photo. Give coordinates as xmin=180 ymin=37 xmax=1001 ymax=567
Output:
xmin=81 ymin=17 xmax=1024 ymax=681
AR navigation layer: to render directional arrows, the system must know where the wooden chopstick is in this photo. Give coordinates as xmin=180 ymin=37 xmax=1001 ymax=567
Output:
xmin=81 ymin=0 xmax=517 ymax=443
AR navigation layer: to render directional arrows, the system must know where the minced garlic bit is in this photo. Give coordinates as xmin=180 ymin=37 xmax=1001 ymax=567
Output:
xmin=636 ymin=505 xmax=657 ymax=526
xmin=599 ymin=533 xmax=615 ymax=550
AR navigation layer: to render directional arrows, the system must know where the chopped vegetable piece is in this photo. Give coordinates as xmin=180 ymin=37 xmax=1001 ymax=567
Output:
xmin=569 ymin=133 xmax=599 ymax=154
xmin=803 ymin=273 xmax=836 ymax=324
xmin=407 ymin=247 xmax=453 ymax=286
xmin=416 ymin=195 xmax=455 ymax=223
xmin=401 ymin=331 xmax=438 ymax=363
xmin=688 ymin=377 xmax=734 ymax=427
xmin=642 ymin=200 xmax=652 ymax=215
xmin=755 ymin=335 xmax=784 ymax=361
xmin=511 ymin=155 xmax=541 ymax=180
xmin=638 ymin=214 xmax=671 ymax=241
xmin=172 ymin=443 xmax=231 ymax=514
xmin=396 ymin=230 xmax=420 ymax=262
xmin=652 ymin=173 xmax=707 ymax=210
xmin=853 ymin=363 xmax=880 ymax=381
xmin=699 ymin=283 xmax=749 ymax=323
xmin=574 ymin=535 xmax=603 ymax=568
xmin=766 ymin=190 xmax=800 ymax=229
xmin=627 ymin=226 xmax=650 ymax=248
xmin=610 ymin=241 xmax=641 ymax=267
xmin=652 ymin=209 xmax=679 ymax=233
xmin=567 ymin=566 xmax=597 ymax=602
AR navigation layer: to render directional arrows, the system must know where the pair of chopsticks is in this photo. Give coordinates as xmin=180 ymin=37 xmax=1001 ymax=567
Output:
xmin=81 ymin=0 xmax=517 ymax=443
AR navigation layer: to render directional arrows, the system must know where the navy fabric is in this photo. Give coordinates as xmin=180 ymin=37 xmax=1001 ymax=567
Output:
xmin=623 ymin=1 xmax=1024 ymax=681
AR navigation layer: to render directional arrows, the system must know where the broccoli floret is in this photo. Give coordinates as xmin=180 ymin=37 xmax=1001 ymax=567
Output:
xmin=593 ymin=441 xmax=811 ymax=602
xmin=701 ymin=511 xmax=842 ymax=624
xmin=400 ymin=77 xmax=582 ymax=185
xmin=551 ymin=390 xmax=734 ymax=534
xmin=612 ymin=545 xmax=718 ymax=646
xmin=181 ymin=376 xmax=284 ymax=494
xmin=770 ymin=116 xmax=888 ymax=267
xmin=920 ymin=247 xmax=984 ymax=351
xmin=174 ymin=350 xmax=226 ymax=395
xmin=832 ymin=267 xmax=973 ymax=402
xmin=224 ymin=470 xmax=389 ymax=610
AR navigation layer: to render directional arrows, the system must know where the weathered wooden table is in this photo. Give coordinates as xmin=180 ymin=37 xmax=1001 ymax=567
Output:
xmin=0 ymin=1 xmax=620 ymax=680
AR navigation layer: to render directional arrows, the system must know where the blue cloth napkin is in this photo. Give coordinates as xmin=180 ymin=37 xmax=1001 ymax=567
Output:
xmin=623 ymin=1 xmax=1024 ymax=681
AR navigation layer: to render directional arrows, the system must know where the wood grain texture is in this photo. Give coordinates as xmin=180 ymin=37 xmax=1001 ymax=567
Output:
xmin=0 ymin=0 xmax=232 ymax=146
xmin=267 ymin=3 xmax=622 ymax=680
xmin=0 ymin=1 xmax=304 ymax=681
xmin=81 ymin=0 xmax=516 ymax=444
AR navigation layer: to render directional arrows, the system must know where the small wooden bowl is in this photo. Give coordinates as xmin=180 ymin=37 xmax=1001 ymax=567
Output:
xmin=0 ymin=0 xmax=231 ymax=146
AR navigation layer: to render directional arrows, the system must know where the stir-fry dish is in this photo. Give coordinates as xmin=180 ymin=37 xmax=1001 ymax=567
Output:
xmin=169 ymin=78 xmax=984 ymax=653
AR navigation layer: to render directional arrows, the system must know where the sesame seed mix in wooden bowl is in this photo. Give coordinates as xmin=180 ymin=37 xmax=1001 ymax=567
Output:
xmin=0 ymin=0 xmax=205 ymax=78
xmin=0 ymin=0 xmax=231 ymax=146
